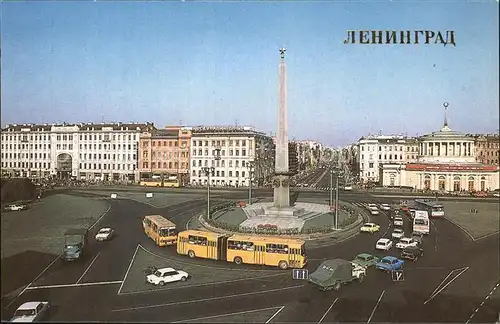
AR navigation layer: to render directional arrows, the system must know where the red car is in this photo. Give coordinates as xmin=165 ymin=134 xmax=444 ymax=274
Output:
xmin=475 ymin=191 xmax=488 ymax=198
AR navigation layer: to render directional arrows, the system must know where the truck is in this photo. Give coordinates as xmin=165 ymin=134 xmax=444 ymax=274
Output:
xmin=63 ymin=228 xmax=88 ymax=261
xmin=308 ymin=259 xmax=366 ymax=291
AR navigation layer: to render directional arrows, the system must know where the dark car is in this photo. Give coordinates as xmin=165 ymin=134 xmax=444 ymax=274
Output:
xmin=401 ymin=245 xmax=424 ymax=261
xmin=411 ymin=232 xmax=424 ymax=245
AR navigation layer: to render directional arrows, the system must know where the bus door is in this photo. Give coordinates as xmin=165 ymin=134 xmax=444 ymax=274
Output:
xmin=288 ymin=248 xmax=300 ymax=268
xmin=217 ymin=236 xmax=228 ymax=261
xmin=177 ymin=235 xmax=187 ymax=255
xmin=207 ymin=240 xmax=218 ymax=260
xmin=254 ymin=245 xmax=265 ymax=265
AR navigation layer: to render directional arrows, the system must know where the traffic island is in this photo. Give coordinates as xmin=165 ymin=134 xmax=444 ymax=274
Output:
xmin=196 ymin=199 xmax=368 ymax=242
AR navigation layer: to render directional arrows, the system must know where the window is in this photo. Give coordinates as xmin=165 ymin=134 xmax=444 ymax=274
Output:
xmin=265 ymin=243 xmax=289 ymax=254
xmin=188 ymin=235 xmax=208 ymax=246
xmin=228 ymin=240 xmax=254 ymax=251
xmin=369 ymin=163 xmax=374 ymax=168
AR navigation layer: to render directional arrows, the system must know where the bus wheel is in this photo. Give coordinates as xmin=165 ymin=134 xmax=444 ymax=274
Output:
xmin=188 ymin=250 xmax=196 ymax=258
xmin=234 ymin=257 xmax=243 ymax=265
xmin=278 ymin=260 xmax=288 ymax=270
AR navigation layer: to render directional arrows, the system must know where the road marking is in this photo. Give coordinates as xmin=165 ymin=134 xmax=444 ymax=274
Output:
xmin=367 ymin=290 xmax=385 ymax=323
xmin=4 ymin=254 xmax=61 ymax=309
xmin=318 ymin=298 xmax=338 ymax=323
xmin=88 ymin=205 xmax=112 ymax=231
xmin=138 ymin=244 xmax=276 ymax=272
xmin=424 ymin=267 xmax=469 ymax=304
xmin=173 ymin=305 xmax=285 ymax=323
xmin=76 ymin=252 xmax=100 ymax=284
xmin=474 ymin=231 xmax=500 ymax=241
xmin=26 ymin=280 xmax=123 ymax=290
xmin=119 ymin=272 xmax=287 ymax=296
xmin=112 ymin=284 xmax=305 ymax=312
xmin=444 ymin=216 xmax=476 ymax=241
xmin=117 ymin=245 xmax=140 ymax=295
xmin=465 ymin=282 xmax=500 ymax=324
xmin=265 ymin=305 xmax=285 ymax=323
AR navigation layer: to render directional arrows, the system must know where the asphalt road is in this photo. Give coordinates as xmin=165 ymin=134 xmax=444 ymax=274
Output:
xmin=2 ymin=188 xmax=499 ymax=323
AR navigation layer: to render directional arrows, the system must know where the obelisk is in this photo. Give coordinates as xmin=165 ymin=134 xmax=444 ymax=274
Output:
xmin=273 ymin=48 xmax=291 ymax=208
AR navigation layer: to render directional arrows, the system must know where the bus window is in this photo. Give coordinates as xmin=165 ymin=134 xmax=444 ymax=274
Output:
xmin=228 ymin=240 xmax=255 ymax=251
xmin=266 ymin=243 xmax=289 ymax=254
xmin=188 ymin=235 xmax=208 ymax=246
xmin=167 ymin=229 xmax=177 ymax=237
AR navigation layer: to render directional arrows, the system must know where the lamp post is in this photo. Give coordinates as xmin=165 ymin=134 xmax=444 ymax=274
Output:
xmin=248 ymin=161 xmax=255 ymax=205
xmin=202 ymin=166 xmax=215 ymax=220
xmin=335 ymin=171 xmax=339 ymax=229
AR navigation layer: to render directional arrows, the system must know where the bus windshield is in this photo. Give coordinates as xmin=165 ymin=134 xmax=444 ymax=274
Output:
xmin=159 ymin=228 xmax=176 ymax=237
xmin=415 ymin=219 xmax=428 ymax=225
xmin=432 ymin=206 xmax=444 ymax=212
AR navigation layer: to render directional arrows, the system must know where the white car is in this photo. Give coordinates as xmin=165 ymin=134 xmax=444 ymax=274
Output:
xmin=396 ymin=237 xmax=418 ymax=249
xmin=380 ymin=204 xmax=391 ymax=211
xmin=394 ymin=217 xmax=404 ymax=226
xmin=375 ymin=238 xmax=393 ymax=251
xmin=391 ymin=228 xmax=405 ymax=239
xmin=493 ymin=193 xmax=500 ymax=197
xmin=367 ymin=204 xmax=378 ymax=209
xmin=146 ymin=267 xmax=189 ymax=286
xmin=369 ymin=209 xmax=380 ymax=215
xmin=95 ymin=228 xmax=114 ymax=241
xmin=344 ymin=186 xmax=353 ymax=191
xmin=5 ymin=204 xmax=27 ymax=211
xmin=11 ymin=301 xmax=50 ymax=322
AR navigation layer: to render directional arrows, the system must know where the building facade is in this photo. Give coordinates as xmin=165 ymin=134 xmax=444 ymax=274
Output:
xmin=1 ymin=122 xmax=153 ymax=181
xmin=474 ymin=134 xmax=500 ymax=165
xmin=357 ymin=135 xmax=419 ymax=184
xmin=138 ymin=126 xmax=192 ymax=185
xmin=380 ymin=122 xmax=499 ymax=192
xmin=189 ymin=126 xmax=274 ymax=187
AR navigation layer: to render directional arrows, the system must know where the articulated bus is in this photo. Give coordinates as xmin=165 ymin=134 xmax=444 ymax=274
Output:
xmin=415 ymin=199 xmax=445 ymax=218
xmin=143 ymin=215 xmax=177 ymax=246
xmin=176 ymin=230 xmax=307 ymax=269
xmin=140 ymin=178 xmax=180 ymax=188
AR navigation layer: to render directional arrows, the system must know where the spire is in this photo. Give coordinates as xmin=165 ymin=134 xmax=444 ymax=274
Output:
xmin=443 ymin=102 xmax=449 ymax=127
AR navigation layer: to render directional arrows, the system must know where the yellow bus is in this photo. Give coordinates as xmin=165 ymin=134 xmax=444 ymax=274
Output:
xmin=176 ymin=230 xmax=307 ymax=269
xmin=140 ymin=179 xmax=163 ymax=187
xmin=163 ymin=179 xmax=180 ymax=188
xmin=143 ymin=215 xmax=177 ymax=246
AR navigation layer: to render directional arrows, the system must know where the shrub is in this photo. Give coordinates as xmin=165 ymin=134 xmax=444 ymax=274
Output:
xmin=0 ymin=178 xmax=37 ymax=204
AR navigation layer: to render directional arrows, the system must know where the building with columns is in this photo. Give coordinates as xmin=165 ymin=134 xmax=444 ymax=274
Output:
xmin=380 ymin=119 xmax=499 ymax=192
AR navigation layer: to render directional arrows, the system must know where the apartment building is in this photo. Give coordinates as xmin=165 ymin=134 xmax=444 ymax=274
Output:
xmin=474 ymin=134 xmax=500 ymax=165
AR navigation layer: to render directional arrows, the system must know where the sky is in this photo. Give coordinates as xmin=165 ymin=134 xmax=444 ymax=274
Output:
xmin=1 ymin=1 xmax=498 ymax=147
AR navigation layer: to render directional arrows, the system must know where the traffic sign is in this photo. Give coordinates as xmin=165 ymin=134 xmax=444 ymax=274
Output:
xmin=292 ymin=269 xmax=309 ymax=280
xmin=392 ymin=270 xmax=404 ymax=282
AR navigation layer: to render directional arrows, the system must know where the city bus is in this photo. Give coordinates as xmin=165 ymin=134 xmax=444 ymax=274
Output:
xmin=415 ymin=199 xmax=445 ymax=218
xmin=176 ymin=230 xmax=307 ymax=269
xmin=143 ymin=215 xmax=177 ymax=246
xmin=140 ymin=179 xmax=163 ymax=187
xmin=413 ymin=212 xmax=430 ymax=235
xmin=163 ymin=179 xmax=180 ymax=188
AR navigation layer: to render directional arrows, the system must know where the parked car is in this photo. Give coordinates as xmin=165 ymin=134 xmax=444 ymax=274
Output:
xmin=394 ymin=217 xmax=404 ymax=226
xmin=411 ymin=232 xmax=424 ymax=245
xmin=396 ymin=237 xmax=418 ymax=249
xmin=344 ymin=186 xmax=353 ymax=191
xmin=95 ymin=228 xmax=114 ymax=242
xmin=375 ymin=256 xmax=404 ymax=272
xmin=11 ymin=301 xmax=50 ymax=322
xmin=146 ymin=267 xmax=189 ymax=286
xmin=401 ymin=245 xmax=424 ymax=261
xmin=360 ymin=223 xmax=380 ymax=233
xmin=391 ymin=228 xmax=405 ymax=239
xmin=380 ymin=204 xmax=391 ymax=211
xmin=351 ymin=253 xmax=380 ymax=268
xmin=308 ymin=259 xmax=366 ymax=291
xmin=4 ymin=204 xmax=27 ymax=212
xmin=375 ymin=238 xmax=393 ymax=251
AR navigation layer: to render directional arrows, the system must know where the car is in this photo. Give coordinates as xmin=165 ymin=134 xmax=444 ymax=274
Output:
xmin=375 ymin=238 xmax=393 ymax=251
xmin=146 ymin=267 xmax=189 ymax=286
xmin=360 ymin=223 xmax=380 ymax=233
xmin=380 ymin=204 xmax=391 ymax=211
xmin=394 ymin=217 xmax=404 ymax=226
xmin=493 ymin=192 xmax=500 ymax=197
xmin=396 ymin=237 xmax=418 ymax=249
xmin=391 ymin=228 xmax=405 ymax=239
xmin=4 ymin=204 xmax=27 ymax=212
xmin=367 ymin=203 xmax=378 ymax=209
xmin=411 ymin=232 xmax=424 ymax=245
xmin=95 ymin=228 xmax=114 ymax=241
xmin=369 ymin=208 xmax=380 ymax=216
xmin=11 ymin=301 xmax=51 ymax=322
xmin=344 ymin=186 xmax=353 ymax=191
xmin=308 ymin=259 xmax=366 ymax=291
xmin=375 ymin=256 xmax=404 ymax=272
xmin=351 ymin=253 xmax=380 ymax=268
xmin=401 ymin=245 xmax=424 ymax=261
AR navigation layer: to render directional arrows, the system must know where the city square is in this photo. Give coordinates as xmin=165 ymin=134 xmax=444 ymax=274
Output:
xmin=1 ymin=2 xmax=499 ymax=323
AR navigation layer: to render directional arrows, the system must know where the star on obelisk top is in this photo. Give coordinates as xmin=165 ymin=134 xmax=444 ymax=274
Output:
xmin=280 ymin=47 xmax=286 ymax=59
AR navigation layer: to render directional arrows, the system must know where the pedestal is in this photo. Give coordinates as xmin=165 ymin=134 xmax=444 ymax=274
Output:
xmin=273 ymin=174 xmax=290 ymax=208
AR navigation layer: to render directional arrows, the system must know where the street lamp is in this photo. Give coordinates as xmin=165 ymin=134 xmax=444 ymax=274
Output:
xmin=202 ymin=166 xmax=215 ymax=220
xmin=247 ymin=161 xmax=255 ymax=205
xmin=330 ymin=169 xmax=339 ymax=229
